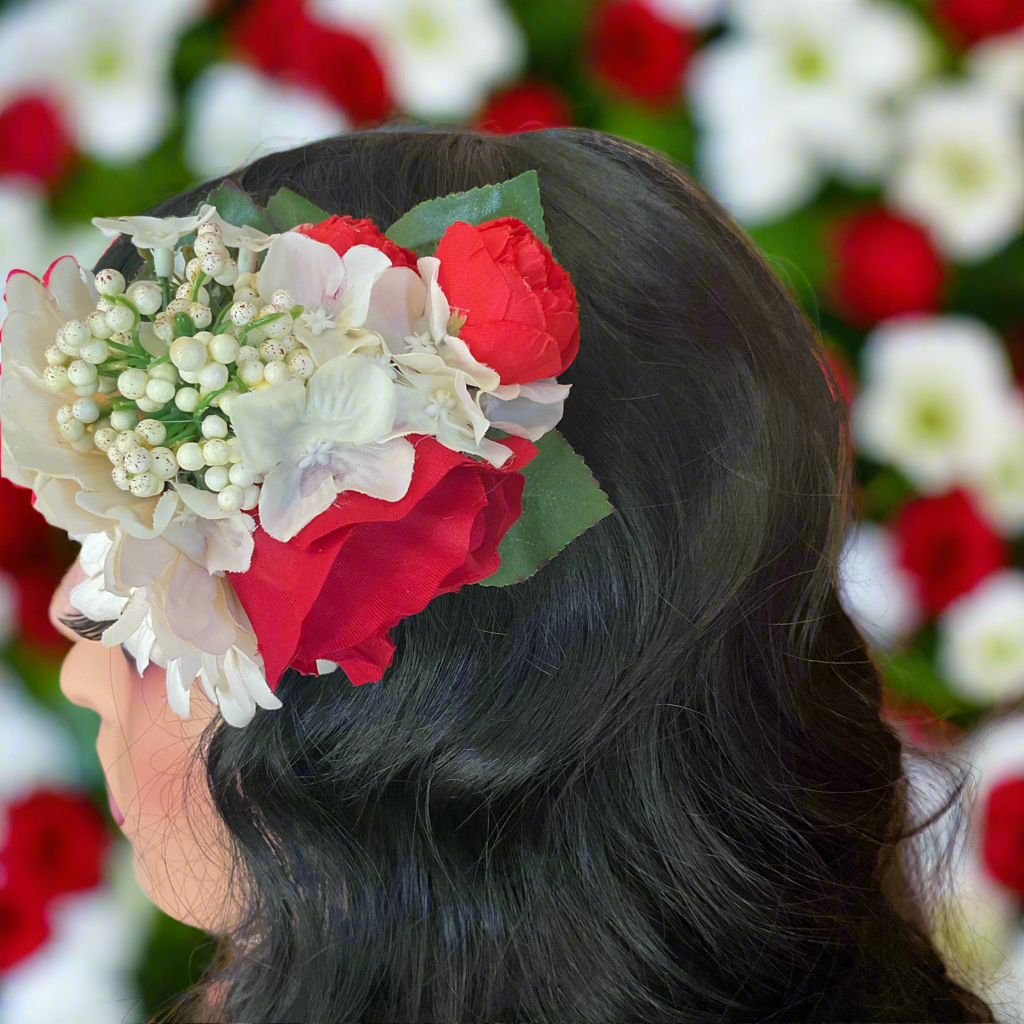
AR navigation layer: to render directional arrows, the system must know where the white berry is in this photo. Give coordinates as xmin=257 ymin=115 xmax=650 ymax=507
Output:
xmin=169 ymin=337 xmax=207 ymax=372
xmin=112 ymin=466 xmax=130 ymax=490
xmin=137 ymin=395 xmax=164 ymax=413
xmin=67 ymin=359 xmax=99 ymax=387
xmin=234 ymin=287 xmax=259 ymax=304
xmin=59 ymin=418 xmax=85 ymax=441
xmin=263 ymin=360 xmax=291 ymax=386
xmin=117 ymin=368 xmax=148 ymax=399
xmin=218 ymin=391 xmax=239 ymax=417
xmin=261 ymin=313 xmax=293 ymax=340
xmin=93 ymin=427 xmax=117 ymax=451
xmin=136 ymin=418 xmax=167 ymax=445
xmin=259 ymin=340 xmax=287 ymax=362
xmin=115 ymin=429 xmax=141 ymax=453
xmin=237 ymin=360 xmax=263 ymax=387
xmin=96 ymin=375 xmax=118 ymax=395
xmin=107 ymin=444 xmax=125 ymax=466
xmin=229 ymin=301 xmax=256 ymax=326
xmin=122 ymin=446 xmax=152 ymax=475
xmin=95 ymin=269 xmax=126 ymax=296
xmin=56 ymin=320 xmax=90 ymax=355
xmin=175 ymin=387 xmax=200 ymax=412
xmin=198 ymin=361 xmax=229 ymax=391
xmin=72 ymin=398 xmax=101 ymax=423
xmin=228 ymin=463 xmax=256 ymax=488
xmin=86 ymin=311 xmax=114 ymax=339
xmin=208 ymin=334 xmax=239 ymax=364
xmin=201 ymin=414 xmax=228 ymax=439
xmin=165 ymin=297 xmax=191 ymax=315
xmin=216 ymin=483 xmax=244 ymax=512
xmin=105 ymin=305 xmax=135 ymax=333
xmin=96 ymin=297 xmax=114 ymax=313
xmin=288 ymin=352 xmax=315 ymax=378
xmin=128 ymin=472 xmax=162 ymax=497
xmin=43 ymin=365 xmax=70 ymax=391
xmin=200 ymin=250 xmax=226 ymax=277
xmin=204 ymin=465 xmax=230 ymax=491
xmin=235 ymin=345 xmax=259 ymax=364
xmin=193 ymin=234 xmax=220 ymax=257
xmin=79 ymin=340 xmax=110 ymax=364
xmin=197 ymin=221 xmax=223 ymax=241
xmin=202 ymin=439 xmax=230 ymax=466
xmin=225 ymin=436 xmax=242 ymax=463
xmin=109 ymin=409 xmax=137 ymax=431
xmin=271 ymin=289 xmax=295 ymax=309
xmin=242 ymin=484 xmax=260 ymax=510
xmin=176 ymin=442 xmax=205 ymax=471
xmin=147 ymin=361 xmax=179 ymax=383
xmin=149 ymin=447 xmax=177 ymax=480
xmin=128 ymin=281 xmax=163 ymax=315
xmin=153 ymin=315 xmax=174 ymax=343
xmin=185 ymin=257 xmax=203 ymax=283
xmin=44 ymin=344 xmax=68 ymax=366
xmin=213 ymin=258 xmax=238 ymax=287
xmin=145 ymin=377 xmax=175 ymax=404
xmin=189 ymin=302 xmax=212 ymax=329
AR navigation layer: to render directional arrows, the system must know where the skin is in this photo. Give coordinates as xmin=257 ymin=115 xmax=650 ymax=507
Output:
xmin=50 ymin=558 xmax=235 ymax=933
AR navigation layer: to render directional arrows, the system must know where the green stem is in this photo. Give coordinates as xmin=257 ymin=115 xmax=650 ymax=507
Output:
xmin=231 ymin=373 xmax=250 ymax=393
xmin=159 ymin=277 xmax=171 ymax=310
xmin=105 ymin=339 xmax=137 ymax=355
xmin=111 ymin=295 xmax=141 ymax=325
xmin=210 ymin=305 xmax=234 ymax=336
xmin=148 ymin=354 xmax=171 ymax=368
xmin=192 ymin=383 xmax=234 ymax=417
xmin=238 ymin=311 xmax=285 ymax=342
xmin=191 ymin=272 xmax=207 ymax=302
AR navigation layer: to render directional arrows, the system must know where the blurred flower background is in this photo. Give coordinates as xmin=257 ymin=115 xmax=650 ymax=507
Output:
xmin=0 ymin=0 xmax=1023 ymax=1019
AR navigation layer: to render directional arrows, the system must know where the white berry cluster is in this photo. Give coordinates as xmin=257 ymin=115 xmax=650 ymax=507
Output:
xmin=38 ymin=218 xmax=320 ymax=513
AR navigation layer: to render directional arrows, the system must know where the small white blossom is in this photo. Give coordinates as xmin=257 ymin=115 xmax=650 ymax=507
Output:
xmin=299 ymin=306 xmax=338 ymax=336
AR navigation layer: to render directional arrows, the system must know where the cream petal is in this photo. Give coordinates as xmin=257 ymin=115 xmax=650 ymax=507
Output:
xmin=3 ymin=270 xmax=50 ymax=320
xmin=165 ymin=654 xmax=201 ymax=719
xmin=226 ymin=647 xmax=282 ymax=711
xmin=76 ymin=487 xmax=179 ymax=539
xmin=454 ymin=371 xmax=492 ymax=444
xmin=45 ymin=256 xmax=95 ymax=321
xmin=333 ymin=437 xmax=416 ymax=503
xmin=0 ymin=436 xmax=32 ymax=489
xmin=214 ymin=676 xmax=256 ymax=728
xmin=201 ymin=514 xmax=255 ymax=575
xmin=101 ymin=590 xmax=149 ymax=646
xmin=257 ymin=462 xmax=336 ymax=543
xmin=479 ymin=384 xmax=568 ymax=442
xmin=2 ymin=306 xmax=64 ymax=380
xmin=229 ymin=378 xmax=308 ymax=474
xmin=333 ymin=245 xmax=394 ymax=332
xmin=306 ymin=354 xmax=397 ymax=444
xmin=197 ymin=207 xmax=275 ymax=252
xmin=137 ymin=321 xmax=166 ymax=358
xmin=301 ymin=324 xmax=384 ymax=368
xmin=113 ymin=532 xmax=177 ymax=588
xmin=78 ymin=532 xmax=113 ymax=577
xmin=490 ymin=384 xmax=521 ymax=401
xmin=33 ymin=476 xmax=112 ymax=535
xmin=69 ymin=573 xmax=129 ymax=623
xmin=441 ymin=334 xmax=501 ymax=391
xmin=258 ymin=232 xmax=346 ymax=310
xmin=166 ymin=559 xmax=236 ymax=655
xmin=365 ymin=265 xmax=425 ymax=354
xmin=417 ymin=257 xmax=451 ymax=343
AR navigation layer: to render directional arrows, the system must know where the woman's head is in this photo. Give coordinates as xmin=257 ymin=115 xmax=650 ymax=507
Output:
xmin=52 ymin=127 xmax=993 ymax=1022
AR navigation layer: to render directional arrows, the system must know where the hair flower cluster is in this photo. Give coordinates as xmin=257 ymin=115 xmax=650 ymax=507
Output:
xmin=0 ymin=174 xmax=613 ymax=726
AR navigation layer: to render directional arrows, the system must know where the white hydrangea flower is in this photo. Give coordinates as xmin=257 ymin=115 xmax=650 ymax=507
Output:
xmin=183 ymin=62 xmax=349 ymax=180
xmin=886 ymin=82 xmax=1024 ymax=262
xmin=0 ymin=0 xmax=207 ymax=162
xmin=0 ymin=182 xmax=51 ymax=325
xmin=308 ymin=0 xmax=527 ymax=119
xmin=936 ymin=569 xmax=1024 ymax=706
xmin=849 ymin=316 xmax=1020 ymax=495
xmin=686 ymin=0 xmax=937 ymax=222
xmin=836 ymin=521 xmax=923 ymax=649
xmin=967 ymin=26 xmax=1024 ymax=107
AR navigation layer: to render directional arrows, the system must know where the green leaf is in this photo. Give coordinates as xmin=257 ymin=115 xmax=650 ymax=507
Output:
xmin=266 ymin=187 xmax=332 ymax=231
xmin=385 ymin=170 xmax=549 ymax=257
xmin=477 ymin=429 xmax=614 ymax=588
xmin=183 ymin=180 xmax=276 ymax=248
xmin=874 ymin=645 xmax=987 ymax=720
xmin=746 ymin=205 xmax=832 ymax=308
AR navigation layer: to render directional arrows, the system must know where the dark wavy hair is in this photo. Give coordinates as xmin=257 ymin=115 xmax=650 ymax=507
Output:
xmin=95 ymin=127 xmax=995 ymax=1023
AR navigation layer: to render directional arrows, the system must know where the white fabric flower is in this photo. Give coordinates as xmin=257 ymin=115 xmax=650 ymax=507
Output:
xmin=936 ymin=569 xmax=1024 ymax=706
xmin=967 ymin=27 xmax=1024 ymax=107
xmin=687 ymin=0 xmax=936 ymax=223
xmin=0 ymin=182 xmax=51 ymax=325
xmin=258 ymin=230 xmax=393 ymax=364
xmin=299 ymin=306 xmax=338 ymax=336
xmin=309 ymin=0 xmax=526 ymax=119
xmin=91 ymin=208 xmax=216 ymax=251
xmin=886 ymin=82 xmax=1024 ymax=262
xmin=184 ymin=62 xmax=349 ymax=180
xmin=849 ymin=316 xmax=1020 ymax=496
xmin=230 ymin=354 xmax=418 ymax=542
xmin=0 ymin=0 xmax=207 ymax=162
xmin=837 ymin=521 xmax=923 ymax=649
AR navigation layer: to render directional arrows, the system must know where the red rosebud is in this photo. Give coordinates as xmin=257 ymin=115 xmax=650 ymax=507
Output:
xmin=1 ymin=791 xmax=109 ymax=901
xmin=0 ymin=879 xmax=50 ymax=971
xmin=980 ymin=776 xmax=1024 ymax=898
xmin=0 ymin=476 xmax=51 ymax=569
xmin=12 ymin=560 xmax=70 ymax=653
xmin=297 ymin=215 xmax=418 ymax=270
xmin=590 ymin=0 xmax=696 ymax=106
xmin=435 ymin=218 xmax=580 ymax=386
xmin=826 ymin=208 xmax=946 ymax=328
xmin=229 ymin=0 xmax=392 ymax=124
xmin=936 ymin=0 xmax=1024 ymax=47
xmin=0 ymin=95 xmax=74 ymax=188
xmin=891 ymin=488 xmax=1009 ymax=616
xmin=230 ymin=434 xmax=539 ymax=690
xmin=478 ymin=81 xmax=573 ymax=134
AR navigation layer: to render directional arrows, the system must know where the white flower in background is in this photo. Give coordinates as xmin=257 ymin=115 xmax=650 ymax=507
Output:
xmin=850 ymin=316 xmax=1020 ymax=496
xmin=52 ymin=221 xmax=118 ymax=277
xmin=837 ymin=521 xmax=923 ymax=649
xmin=0 ymin=0 xmax=207 ymax=162
xmin=886 ymin=83 xmax=1024 ymax=262
xmin=961 ymin=391 xmax=1024 ymax=539
xmin=686 ymin=0 xmax=936 ymax=222
xmin=646 ymin=0 xmax=729 ymax=27
xmin=308 ymin=0 xmax=527 ymax=119
xmin=229 ymin=354 xmax=418 ymax=542
xmin=967 ymin=27 xmax=1024 ymax=107
xmin=0 ymin=182 xmax=51 ymax=324
xmin=936 ymin=569 xmax=1024 ymax=705
xmin=0 ymin=669 xmax=79 ymax=805
xmin=184 ymin=62 xmax=349 ymax=179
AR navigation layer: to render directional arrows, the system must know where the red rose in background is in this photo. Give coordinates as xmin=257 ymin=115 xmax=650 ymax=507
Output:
xmin=0 ymin=477 xmax=50 ymax=566
xmin=891 ymin=489 xmax=1009 ymax=616
xmin=298 ymin=215 xmax=418 ymax=270
xmin=231 ymin=434 xmax=538 ymax=690
xmin=590 ymin=0 xmax=696 ymax=106
xmin=980 ymin=776 xmax=1024 ymax=898
xmin=936 ymin=0 xmax=1024 ymax=46
xmin=436 ymin=218 xmax=579 ymax=386
xmin=0 ymin=880 xmax=50 ymax=971
xmin=1 ymin=791 xmax=109 ymax=901
xmin=0 ymin=95 xmax=74 ymax=188
xmin=229 ymin=0 xmax=391 ymax=124
xmin=881 ymin=693 xmax=964 ymax=750
xmin=826 ymin=208 xmax=946 ymax=328
xmin=478 ymin=81 xmax=573 ymax=134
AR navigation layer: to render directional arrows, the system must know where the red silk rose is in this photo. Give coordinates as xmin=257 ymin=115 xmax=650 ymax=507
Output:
xmin=436 ymin=217 xmax=580 ymax=387
xmin=230 ymin=434 xmax=538 ymax=690
xmin=980 ymin=776 xmax=1024 ymax=898
xmin=0 ymin=879 xmax=50 ymax=971
xmin=298 ymin=215 xmax=418 ymax=270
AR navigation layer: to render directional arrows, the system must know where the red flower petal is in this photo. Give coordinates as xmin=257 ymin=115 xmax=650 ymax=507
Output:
xmin=0 ymin=95 xmax=74 ymax=188
xmin=298 ymin=215 xmax=418 ymax=270
xmin=980 ymin=776 xmax=1024 ymax=897
xmin=936 ymin=0 xmax=1024 ymax=47
xmin=590 ymin=0 xmax=696 ymax=106
xmin=477 ymin=81 xmax=573 ymax=134
xmin=891 ymin=488 xmax=1009 ymax=616
xmin=0 ymin=879 xmax=50 ymax=971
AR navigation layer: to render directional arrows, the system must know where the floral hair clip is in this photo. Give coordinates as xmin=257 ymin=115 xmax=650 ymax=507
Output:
xmin=0 ymin=173 xmax=613 ymax=726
